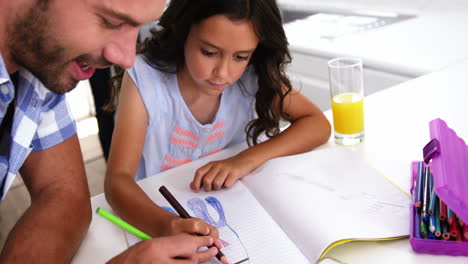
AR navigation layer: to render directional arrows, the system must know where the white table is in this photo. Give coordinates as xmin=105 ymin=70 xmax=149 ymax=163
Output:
xmin=322 ymin=59 xmax=468 ymax=264
xmin=72 ymin=60 xmax=468 ymax=264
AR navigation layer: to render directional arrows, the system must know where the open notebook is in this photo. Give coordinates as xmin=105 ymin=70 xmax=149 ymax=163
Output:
xmin=126 ymin=145 xmax=410 ymax=263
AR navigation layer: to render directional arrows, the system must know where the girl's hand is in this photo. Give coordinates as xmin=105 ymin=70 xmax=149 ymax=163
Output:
xmin=190 ymin=155 xmax=256 ymax=192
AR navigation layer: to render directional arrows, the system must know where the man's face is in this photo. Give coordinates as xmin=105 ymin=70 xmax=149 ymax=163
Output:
xmin=7 ymin=0 xmax=165 ymax=94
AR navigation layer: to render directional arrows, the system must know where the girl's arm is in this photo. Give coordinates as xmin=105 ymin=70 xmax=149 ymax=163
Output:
xmin=105 ymin=72 xmax=221 ymax=251
xmin=191 ymin=88 xmax=331 ymax=192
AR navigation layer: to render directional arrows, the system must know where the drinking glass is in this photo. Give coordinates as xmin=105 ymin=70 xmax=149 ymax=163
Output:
xmin=328 ymin=57 xmax=365 ymax=145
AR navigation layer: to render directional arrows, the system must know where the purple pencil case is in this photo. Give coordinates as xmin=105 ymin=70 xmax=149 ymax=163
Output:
xmin=410 ymin=118 xmax=468 ymax=256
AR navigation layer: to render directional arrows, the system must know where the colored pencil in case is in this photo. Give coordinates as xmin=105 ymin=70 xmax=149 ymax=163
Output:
xmin=414 ymin=204 xmax=421 ymax=238
xmin=441 ymin=221 xmax=451 ymax=240
xmin=456 ymin=227 xmax=463 ymax=241
xmin=427 ymin=173 xmax=436 ymax=215
xmin=434 ymin=203 xmax=442 ymax=238
xmin=421 ymin=166 xmax=431 ymax=222
xmin=447 ymin=207 xmax=454 ymax=225
xmin=439 ymin=199 xmax=447 ymax=221
xmin=420 ymin=218 xmax=428 ymax=239
xmin=463 ymin=224 xmax=468 ymax=241
xmin=414 ymin=161 xmax=424 ymax=208
xmin=450 ymin=214 xmax=459 ymax=238
xmin=428 ymin=213 xmax=436 ymax=234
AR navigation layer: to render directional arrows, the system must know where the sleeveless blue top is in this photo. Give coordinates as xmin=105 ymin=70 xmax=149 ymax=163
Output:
xmin=127 ymin=55 xmax=258 ymax=180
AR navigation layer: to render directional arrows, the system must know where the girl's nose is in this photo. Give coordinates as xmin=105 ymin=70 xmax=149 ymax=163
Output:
xmin=213 ymin=57 xmax=230 ymax=79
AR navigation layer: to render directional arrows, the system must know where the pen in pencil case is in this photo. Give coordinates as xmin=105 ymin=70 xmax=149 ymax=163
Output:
xmin=158 ymin=185 xmax=227 ymax=264
xmin=414 ymin=161 xmax=424 ymax=209
xmin=96 ymin=207 xmax=152 ymax=240
xmin=421 ymin=165 xmax=431 ymax=222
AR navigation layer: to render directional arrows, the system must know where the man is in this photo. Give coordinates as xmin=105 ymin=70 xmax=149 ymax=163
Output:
xmin=0 ymin=0 xmax=219 ymax=263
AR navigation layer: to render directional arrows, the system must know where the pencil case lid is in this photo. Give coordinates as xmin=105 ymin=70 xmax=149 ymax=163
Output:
xmin=425 ymin=118 xmax=468 ymax=223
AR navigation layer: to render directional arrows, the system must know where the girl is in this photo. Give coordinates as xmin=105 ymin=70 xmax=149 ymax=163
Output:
xmin=104 ymin=0 xmax=331 ymax=261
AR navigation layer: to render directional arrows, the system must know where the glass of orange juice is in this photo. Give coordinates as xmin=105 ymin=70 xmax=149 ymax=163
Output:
xmin=328 ymin=57 xmax=364 ymax=145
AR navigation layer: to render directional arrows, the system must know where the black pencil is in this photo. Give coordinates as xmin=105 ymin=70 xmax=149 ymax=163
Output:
xmin=159 ymin=185 xmax=227 ymax=263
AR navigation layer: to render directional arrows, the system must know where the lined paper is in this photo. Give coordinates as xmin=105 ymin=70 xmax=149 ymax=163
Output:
xmin=243 ymin=146 xmax=410 ymax=261
xmin=125 ymin=171 xmax=309 ymax=264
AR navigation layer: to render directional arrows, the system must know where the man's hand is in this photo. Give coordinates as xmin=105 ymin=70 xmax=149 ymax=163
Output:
xmin=107 ymin=234 xmax=219 ymax=264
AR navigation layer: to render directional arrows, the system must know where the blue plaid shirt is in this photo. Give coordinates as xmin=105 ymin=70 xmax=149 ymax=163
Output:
xmin=0 ymin=53 xmax=77 ymax=201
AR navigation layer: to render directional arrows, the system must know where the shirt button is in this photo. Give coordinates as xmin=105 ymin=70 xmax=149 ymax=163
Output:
xmin=1 ymin=85 xmax=9 ymax=95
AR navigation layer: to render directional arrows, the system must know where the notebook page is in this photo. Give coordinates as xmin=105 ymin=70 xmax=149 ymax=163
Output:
xmin=243 ymin=146 xmax=410 ymax=262
xmin=125 ymin=151 xmax=310 ymax=264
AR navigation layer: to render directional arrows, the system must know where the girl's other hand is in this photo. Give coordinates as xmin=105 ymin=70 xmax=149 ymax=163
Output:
xmin=190 ymin=155 xmax=256 ymax=192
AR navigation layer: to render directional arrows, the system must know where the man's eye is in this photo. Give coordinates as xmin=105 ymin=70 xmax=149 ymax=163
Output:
xmin=101 ymin=17 xmax=123 ymax=29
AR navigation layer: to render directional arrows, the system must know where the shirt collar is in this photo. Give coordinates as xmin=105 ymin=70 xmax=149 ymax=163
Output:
xmin=0 ymin=52 xmax=10 ymax=85
xmin=0 ymin=52 xmax=16 ymax=102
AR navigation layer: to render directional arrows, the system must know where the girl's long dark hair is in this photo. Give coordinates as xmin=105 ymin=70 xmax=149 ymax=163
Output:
xmin=107 ymin=0 xmax=293 ymax=146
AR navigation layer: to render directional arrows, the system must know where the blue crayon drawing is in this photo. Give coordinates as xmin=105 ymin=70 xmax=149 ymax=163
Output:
xmin=162 ymin=206 xmax=177 ymax=214
xmin=187 ymin=196 xmax=250 ymax=264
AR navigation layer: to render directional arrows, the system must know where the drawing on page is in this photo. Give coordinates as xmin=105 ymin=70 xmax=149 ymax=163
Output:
xmin=187 ymin=196 xmax=250 ymax=264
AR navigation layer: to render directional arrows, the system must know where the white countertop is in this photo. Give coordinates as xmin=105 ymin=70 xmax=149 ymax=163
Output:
xmin=283 ymin=1 xmax=468 ymax=77
xmin=322 ymin=59 xmax=468 ymax=263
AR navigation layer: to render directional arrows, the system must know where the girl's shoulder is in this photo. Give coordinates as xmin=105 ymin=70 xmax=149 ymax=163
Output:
xmin=126 ymin=55 xmax=176 ymax=124
xmin=127 ymin=55 xmax=174 ymax=87
xmin=131 ymin=55 xmax=171 ymax=76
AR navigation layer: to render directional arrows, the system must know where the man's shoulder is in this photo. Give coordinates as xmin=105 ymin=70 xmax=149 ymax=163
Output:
xmin=19 ymin=70 xmax=76 ymax=150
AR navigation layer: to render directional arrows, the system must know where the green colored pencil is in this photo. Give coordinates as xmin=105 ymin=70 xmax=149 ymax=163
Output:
xmin=96 ymin=207 xmax=152 ymax=240
xmin=420 ymin=219 xmax=428 ymax=238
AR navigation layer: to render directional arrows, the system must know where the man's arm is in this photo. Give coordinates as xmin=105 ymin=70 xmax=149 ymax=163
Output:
xmin=0 ymin=134 xmax=92 ymax=263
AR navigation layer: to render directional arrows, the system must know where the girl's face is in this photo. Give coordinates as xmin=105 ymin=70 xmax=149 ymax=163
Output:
xmin=180 ymin=15 xmax=259 ymax=96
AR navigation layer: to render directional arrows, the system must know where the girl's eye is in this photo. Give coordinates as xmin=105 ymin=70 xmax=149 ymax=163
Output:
xmin=235 ymin=55 xmax=249 ymax=61
xmin=201 ymin=48 xmax=217 ymax=57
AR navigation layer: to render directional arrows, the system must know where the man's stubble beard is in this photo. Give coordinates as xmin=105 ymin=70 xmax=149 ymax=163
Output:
xmin=7 ymin=2 xmax=78 ymax=94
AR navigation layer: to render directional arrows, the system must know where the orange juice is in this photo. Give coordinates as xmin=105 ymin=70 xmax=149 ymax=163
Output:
xmin=331 ymin=93 xmax=364 ymax=135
